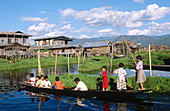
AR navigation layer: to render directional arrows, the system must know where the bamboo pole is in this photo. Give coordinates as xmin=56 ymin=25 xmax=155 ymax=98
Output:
xmin=78 ymin=50 xmax=80 ymax=72
xmin=54 ymin=50 xmax=58 ymax=75
xmin=83 ymin=50 xmax=86 ymax=63
xmin=38 ymin=50 xmax=42 ymax=76
xmin=110 ymin=43 xmax=114 ymax=76
xmin=101 ymin=1 xmax=136 ymax=65
xmin=68 ymin=51 xmax=70 ymax=74
xmin=148 ymin=44 xmax=152 ymax=77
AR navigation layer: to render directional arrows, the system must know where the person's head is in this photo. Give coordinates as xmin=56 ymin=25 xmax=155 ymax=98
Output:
xmin=119 ymin=63 xmax=124 ymax=68
xmin=30 ymin=73 xmax=34 ymax=77
xmin=55 ymin=77 xmax=59 ymax=81
xmin=74 ymin=78 xmax=80 ymax=84
xmin=101 ymin=66 xmax=107 ymax=72
xmin=36 ymin=76 xmax=40 ymax=80
xmin=44 ymin=76 xmax=48 ymax=81
xmin=136 ymin=55 xmax=142 ymax=62
xmin=41 ymin=75 xmax=44 ymax=80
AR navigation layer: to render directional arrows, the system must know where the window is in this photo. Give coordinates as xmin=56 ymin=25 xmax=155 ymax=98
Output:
xmin=8 ymin=39 xmax=11 ymax=44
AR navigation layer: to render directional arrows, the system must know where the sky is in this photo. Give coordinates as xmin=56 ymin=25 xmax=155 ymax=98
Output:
xmin=0 ymin=0 xmax=170 ymax=39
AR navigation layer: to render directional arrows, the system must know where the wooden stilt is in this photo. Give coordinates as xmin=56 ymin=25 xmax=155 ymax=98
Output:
xmin=78 ymin=51 xmax=80 ymax=72
xmin=54 ymin=50 xmax=58 ymax=75
xmin=110 ymin=43 xmax=114 ymax=76
xmin=38 ymin=50 xmax=42 ymax=76
xmin=148 ymin=44 xmax=152 ymax=77
xmin=68 ymin=52 xmax=70 ymax=74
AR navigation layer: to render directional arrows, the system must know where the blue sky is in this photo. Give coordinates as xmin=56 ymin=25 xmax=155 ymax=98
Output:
xmin=0 ymin=0 xmax=170 ymax=39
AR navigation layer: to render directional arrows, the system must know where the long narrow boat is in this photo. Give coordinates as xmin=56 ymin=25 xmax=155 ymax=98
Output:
xmin=19 ymin=82 xmax=152 ymax=102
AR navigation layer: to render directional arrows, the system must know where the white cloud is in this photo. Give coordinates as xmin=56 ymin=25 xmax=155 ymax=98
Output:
xmin=58 ymin=8 xmax=77 ymax=18
xmin=59 ymin=4 xmax=170 ymax=28
xmin=28 ymin=23 xmax=56 ymax=36
xmin=128 ymin=21 xmax=170 ymax=35
xmin=133 ymin=0 xmax=144 ymax=3
xmin=79 ymin=34 xmax=90 ymax=39
xmin=40 ymin=11 xmax=46 ymax=14
xmin=20 ymin=16 xmax=48 ymax=23
xmin=73 ymin=27 xmax=93 ymax=33
xmin=94 ymin=28 xmax=119 ymax=37
xmin=60 ymin=24 xmax=73 ymax=30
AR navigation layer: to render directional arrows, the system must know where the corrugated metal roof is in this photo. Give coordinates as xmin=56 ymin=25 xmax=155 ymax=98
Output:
xmin=83 ymin=41 xmax=111 ymax=48
xmin=0 ymin=31 xmax=31 ymax=36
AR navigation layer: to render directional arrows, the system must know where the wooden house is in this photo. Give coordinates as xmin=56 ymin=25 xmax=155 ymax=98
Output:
xmin=83 ymin=40 xmax=112 ymax=56
xmin=33 ymin=36 xmax=78 ymax=56
xmin=0 ymin=31 xmax=32 ymax=58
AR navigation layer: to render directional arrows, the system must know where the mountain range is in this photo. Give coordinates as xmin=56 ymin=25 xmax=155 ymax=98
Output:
xmin=71 ymin=34 xmax=170 ymax=47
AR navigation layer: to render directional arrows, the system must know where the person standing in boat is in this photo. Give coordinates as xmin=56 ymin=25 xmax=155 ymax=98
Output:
xmin=100 ymin=66 xmax=109 ymax=91
xmin=113 ymin=63 xmax=127 ymax=91
xmin=42 ymin=76 xmax=51 ymax=88
xmin=136 ymin=55 xmax=146 ymax=90
xmin=74 ymin=78 xmax=88 ymax=91
xmin=51 ymin=77 xmax=65 ymax=90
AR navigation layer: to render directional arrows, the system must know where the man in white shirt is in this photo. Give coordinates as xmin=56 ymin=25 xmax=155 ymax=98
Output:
xmin=42 ymin=76 xmax=51 ymax=88
xmin=74 ymin=78 xmax=88 ymax=91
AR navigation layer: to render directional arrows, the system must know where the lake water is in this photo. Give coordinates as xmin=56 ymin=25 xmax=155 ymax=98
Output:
xmin=0 ymin=65 xmax=170 ymax=111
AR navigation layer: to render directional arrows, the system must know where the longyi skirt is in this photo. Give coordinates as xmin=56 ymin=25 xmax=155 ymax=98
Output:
xmin=136 ymin=69 xmax=146 ymax=83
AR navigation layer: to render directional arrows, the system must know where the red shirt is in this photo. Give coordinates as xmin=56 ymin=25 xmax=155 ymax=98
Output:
xmin=102 ymin=71 xmax=109 ymax=83
xmin=53 ymin=81 xmax=64 ymax=90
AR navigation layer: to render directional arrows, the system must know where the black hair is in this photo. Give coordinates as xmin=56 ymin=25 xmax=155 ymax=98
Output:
xmin=55 ymin=77 xmax=59 ymax=81
xmin=119 ymin=63 xmax=124 ymax=68
xmin=30 ymin=73 xmax=34 ymax=77
xmin=36 ymin=76 xmax=40 ymax=79
xmin=102 ymin=66 xmax=107 ymax=70
xmin=74 ymin=78 xmax=80 ymax=82
xmin=136 ymin=55 xmax=142 ymax=60
xmin=97 ymin=77 xmax=101 ymax=82
xmin=44 ymin=76 xmax=48 ymax=79
xmin=41 ymin=75 xmax=44 ymax=77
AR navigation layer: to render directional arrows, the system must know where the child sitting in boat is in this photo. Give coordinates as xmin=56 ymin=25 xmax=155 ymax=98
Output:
xmin=96 ymin=77 xmax=102 ymax=90
xmin=136 ymin=55 xmax=146 ymax=90
xmin=51 ymin=77 xmax=64 ymax=90
xmin=100 ymin=66 xmax=109 ymax=91
xmin=25 ymin=73 xmax=35 ymax=86
xmin=74 ymin=78 xmax=88 ymax=91
xmin=35 ymin=76 xmax=40 ymax=87
xmin=113 ymin=63 xmax=127 ymax=91
xmin=37 ymin=75 xmax=45 ymax=88
xmin=42 ymin=76 xmax=51 ymax=88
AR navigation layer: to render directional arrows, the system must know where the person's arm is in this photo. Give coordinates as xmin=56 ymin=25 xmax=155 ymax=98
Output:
xmin=113 ymin=69 xmax=116 ymax=74
xmin=74 ymin=83 xmax=80 ymax=90
xmin=50 ymin=82 xmax=55 ymax=89
xmin=48 ymin=81 xmax=51 ymax=87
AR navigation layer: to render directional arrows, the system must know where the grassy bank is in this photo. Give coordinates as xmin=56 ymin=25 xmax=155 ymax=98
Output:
xmin=131 ymin=50 xmax=170 ymax=65
xmin=0 ymin=56 xmax=84 ymax=71
xmin=48 ymin=74 xmax=170 ymax=92
xmin=79 ymin=56 xmax=135 ymax=73
xmin=79 ymin=50 xmax=170 ymax=73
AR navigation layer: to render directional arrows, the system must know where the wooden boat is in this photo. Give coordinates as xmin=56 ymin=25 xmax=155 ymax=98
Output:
xmin=19 ymin=82 xmax=152 ymax=102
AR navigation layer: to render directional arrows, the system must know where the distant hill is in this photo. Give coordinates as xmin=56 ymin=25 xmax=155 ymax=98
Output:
xmin=71 ymin=34 xmax=170 ymax=47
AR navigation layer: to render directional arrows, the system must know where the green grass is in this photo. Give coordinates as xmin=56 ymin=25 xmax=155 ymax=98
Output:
xmin=48 ymin=74 xmax=170 ymax=92
xmin=131 ymin=50 xmax=170 ymax=65
xmin=0 ymin=56 xmax=84 ymax=71
xmin=79 ymin=56 xmax=135 ymax=73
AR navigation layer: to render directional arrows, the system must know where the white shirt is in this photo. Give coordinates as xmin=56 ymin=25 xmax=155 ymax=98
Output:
xmin=114 ymin=68 xmax=127 ymax=81
xmin=42 ymin=80 xmax=51 ymax=88
xmin=29 ymin=77 xmax=35 ymax=85
xmin=74 ymin=81 xmax=88 ymax=91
